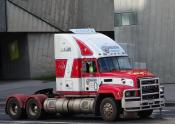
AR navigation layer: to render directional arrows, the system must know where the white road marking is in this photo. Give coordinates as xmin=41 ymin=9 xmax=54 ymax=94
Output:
xmin=0 ymin=121 xmax=104 ymax=124
xmin=154 ymin=109 xmax=170 ymax=112
xmin=160 ymin=109 xmax=169 ymax=112
xmin=0 ymin=121 xmax=67 ymax=124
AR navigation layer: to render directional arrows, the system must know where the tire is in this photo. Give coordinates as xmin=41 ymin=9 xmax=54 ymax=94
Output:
xmin=100 ymin=97 xmax=119 ymax=121
xmin=26 ymin=98 xmax=44 ymax=120
xmin=137 ymin=110 xmax=153 ymax=118
xmin=6 ymin=98 xmax=24 ymax=120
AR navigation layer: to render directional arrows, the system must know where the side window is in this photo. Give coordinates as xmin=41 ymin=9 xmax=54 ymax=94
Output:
xmin=82 ymin=61 xmax=97 ymax=73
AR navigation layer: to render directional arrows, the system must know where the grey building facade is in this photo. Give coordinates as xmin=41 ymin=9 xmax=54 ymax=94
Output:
xmin=0 ymin=0 xmax=114 ymax=79
xmin=114 ymin=0 xmax=175 ymax=83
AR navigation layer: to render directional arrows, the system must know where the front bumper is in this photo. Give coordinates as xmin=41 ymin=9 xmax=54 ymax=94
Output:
xmin=122 ymin=87 xmax=165 ymax=112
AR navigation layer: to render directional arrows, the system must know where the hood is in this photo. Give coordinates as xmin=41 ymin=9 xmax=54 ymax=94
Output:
xmin=100 ymin=69 xmax=155 ymax=79
xmin=99 ymin=69 xmax=156 ymax=89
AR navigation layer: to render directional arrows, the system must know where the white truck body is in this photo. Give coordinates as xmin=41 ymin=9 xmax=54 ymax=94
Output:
xmin=54 ymin=33 xmax=127 ymax=94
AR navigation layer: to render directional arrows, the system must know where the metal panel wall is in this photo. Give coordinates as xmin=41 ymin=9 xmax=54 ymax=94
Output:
xmin=8 ymin=0 xmax=79 ymax=31
xmin=27 ymin=33 xmax=55 ymax=78
xmin=7 ymin=1 xmax=59 ymax=32
xmin=114 ymin=0 xmax=141 ymax=68
xmin=77 ymin=0 xmax=114 ymax=31
xmin=0 ymin=0 xmax=6 ymax=32
xmin=114 ymin=0 xmax=175 ymax=83
xmin=7 ymin=0 xmax=114 ymax=31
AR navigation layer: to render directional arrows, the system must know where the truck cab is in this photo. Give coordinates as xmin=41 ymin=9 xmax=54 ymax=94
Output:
xmin=5 ymin=29 xmax=165 ymax=121
xmin=53 ymin=30 xmax=165 ymax=120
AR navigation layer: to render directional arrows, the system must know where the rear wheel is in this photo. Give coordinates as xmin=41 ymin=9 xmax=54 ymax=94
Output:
xmin=138 ymin=110 xmax=153 ymax=118
xmin=6 ymin=98 xmax=24 ymax=120
xmin=100 ymin=97 xmax=119 ymax=121
xmin=26 ymin=98 xmax=44 ymax=120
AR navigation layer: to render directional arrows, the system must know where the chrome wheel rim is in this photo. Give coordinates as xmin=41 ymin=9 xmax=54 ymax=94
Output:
xmin=29 ymin=103 xmax=38 ymax=116
xmin=9 ymin=103 xmax=18 ymax=115
xmin=103 ymin=103 xmax=114 ymax=119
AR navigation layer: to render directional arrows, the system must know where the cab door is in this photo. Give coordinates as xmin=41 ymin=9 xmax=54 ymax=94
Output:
xmin=81 ymin=58 xmax=100 ymax=92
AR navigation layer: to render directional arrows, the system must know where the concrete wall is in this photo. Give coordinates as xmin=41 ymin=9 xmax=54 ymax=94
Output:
xmin=114 ymin=0 xmax=175 ymax=83
xmin=0 ymin=33 xmax=30 ymax=79
xmin=0 ymin=0 xmax=114 ymax=79
xmin=0 ymin=0 xmax=6 ymax=32
xmin=77 ymin=0 xmax=114 ymax=31
xmin=0 ymin=33 xmax=55 ymax=79
xmin=7 ymin=0 xmax=114 ymax=31
xmin=6 ymin=1 xmax=59 ymax=32
xmin=27 ymin=33 xmax=55 ymax=78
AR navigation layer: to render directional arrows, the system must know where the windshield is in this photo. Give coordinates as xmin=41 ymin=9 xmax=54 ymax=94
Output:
xmin=98 ymin=56 xmax=132 ymax=72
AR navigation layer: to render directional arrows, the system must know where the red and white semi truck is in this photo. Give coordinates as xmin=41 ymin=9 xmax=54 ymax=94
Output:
xmin=5 ymin=29 xmax=165 ymax=121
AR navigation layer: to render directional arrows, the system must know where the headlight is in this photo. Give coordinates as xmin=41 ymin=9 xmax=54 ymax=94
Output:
xmin=125 ymin=91 xmax=137 ymax=97
xmin=121 ymin=78 xmax=134 ymax=87
xmin=125 ymin=91 xmax=131 ymax=97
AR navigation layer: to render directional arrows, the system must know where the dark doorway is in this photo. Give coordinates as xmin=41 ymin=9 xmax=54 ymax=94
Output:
xmin=0 ymin=33 xmax=31 ymax=80
xmin=0 ymin=44 xmax=2 ymax=79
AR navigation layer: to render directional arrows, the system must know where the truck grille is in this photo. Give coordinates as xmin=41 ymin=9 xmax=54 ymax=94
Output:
xmin=139 ymin=78 xmax=159 ymax=100
xmin=142 ymin=85 xmax=159 ymax=94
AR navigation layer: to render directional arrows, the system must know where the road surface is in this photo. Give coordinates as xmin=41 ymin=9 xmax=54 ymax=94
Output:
xmin=0 ymin=107 xmax=175 ymax=124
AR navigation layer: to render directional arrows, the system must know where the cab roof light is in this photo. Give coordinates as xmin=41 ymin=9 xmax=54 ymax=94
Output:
xmin=70 ymin=28 xmax=96 ymax=34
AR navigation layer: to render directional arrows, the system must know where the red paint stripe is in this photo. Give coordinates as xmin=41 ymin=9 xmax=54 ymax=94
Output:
xmin=55 ymin=59 xmax=67 ymax=77
xmin=71 ymin=59 xmax=82 ymax=78
xmin=73 ymin=37 xmax=93 ymax=56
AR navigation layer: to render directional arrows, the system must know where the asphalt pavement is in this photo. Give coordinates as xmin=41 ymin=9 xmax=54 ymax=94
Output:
xmin=0 ymin=80 xmax=175 ymax=123
xmin=0 ymin=80 xmax=55 ymax=99
xmin=0 ymin=107 xmax=175 ymax=124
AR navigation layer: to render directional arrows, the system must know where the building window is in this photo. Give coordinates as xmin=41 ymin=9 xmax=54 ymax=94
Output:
xmin=114 ymin=12 xmax=137 ymax=27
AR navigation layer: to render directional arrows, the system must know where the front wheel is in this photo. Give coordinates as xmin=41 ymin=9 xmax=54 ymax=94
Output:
xmin=137 ymin=110 xmax=153 ymax=118
xmin=100 ymin=97 xmax=119 ymax=121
